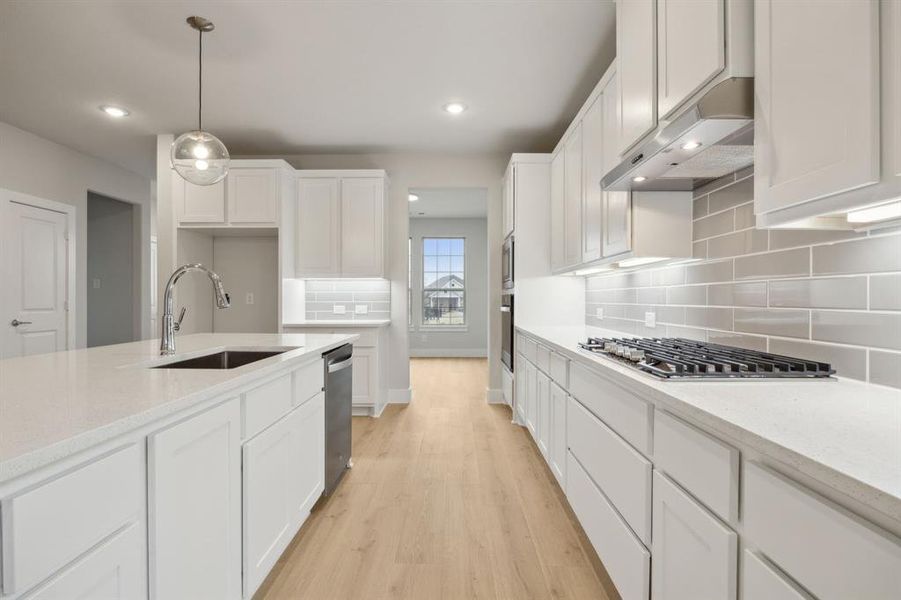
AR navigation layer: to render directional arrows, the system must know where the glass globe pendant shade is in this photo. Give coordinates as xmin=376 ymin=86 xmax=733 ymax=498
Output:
xmin=170 ymin=130 xmax=229 ymax=186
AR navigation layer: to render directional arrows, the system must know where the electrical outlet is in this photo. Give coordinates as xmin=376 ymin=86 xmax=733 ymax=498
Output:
xmin=333 ymin=305 xmax=346 ymax=315
xmin=595 ymin=307 xmax=604 ymax=319
xmin=645 ymin=311 xmax=656 ymax=328
xmin=245 ymin=292 xmax=254 ymax=305
xmin=355 ymin=304 xmax=369 ymax=314
xmin=92 ymin=278 xmax=101 ymax=289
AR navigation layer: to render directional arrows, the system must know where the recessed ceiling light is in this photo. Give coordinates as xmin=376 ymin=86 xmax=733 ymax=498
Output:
xmin=99 ymin=105 xmax=129 ymax=118
xmin=681 ymin=140 xmax=702 ymax=150
xmin=408 ymin=194 xmax=420 ymax=202
xmin=443 ymin=102 xmax=467 ymax=115
xmin=632 ymin=176 xmax=647 ymax=183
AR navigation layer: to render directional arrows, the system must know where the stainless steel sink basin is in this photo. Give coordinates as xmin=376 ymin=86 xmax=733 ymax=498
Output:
xmin=153 ymin=350 xmax=289 ymax=370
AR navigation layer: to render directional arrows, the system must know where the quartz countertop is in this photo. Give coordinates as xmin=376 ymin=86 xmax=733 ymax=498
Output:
xmin=283 ymin=319 xmax=391 ymax=328
xmin=0 ymin=333 xmax=357 ymax=483
xmin=516 ymin=323 xmax=901 ymax=525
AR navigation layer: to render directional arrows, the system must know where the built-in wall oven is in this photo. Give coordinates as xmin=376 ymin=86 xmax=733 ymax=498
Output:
xmin=502 ymin=234 xmax=514 ymax=291
xmin=501 ymin=293 xmax=514 ymax=372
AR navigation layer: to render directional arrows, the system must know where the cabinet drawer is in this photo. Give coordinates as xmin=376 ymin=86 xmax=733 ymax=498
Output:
xmin=568 ymin=362 xmax=652 ymax=454
xmin=1 ymin=444 xmax=143 ymax=596
xmin=293 ymin=358 xmax=324 ymax=407
xmin=743 ymin=550 xmax=812 ymax=600
xmin=568 ymin=397 xmax=652 ymax=545
xmin=243 ymin=373 xmax=293 ymax=439
xmin=536 ymin=344 xmax=551 ymax=373
xmin=566 ymin=451 xmax=650 ymax=600
xmin=520 ymin=336 xmax=538 ymax=363
xmin=653 ymin=410 xmax=738 ymax=522
xmin=743 ymin=462 xmax=901 ymax=600
xmin=549 ymin=352 xmax=568 ymax=387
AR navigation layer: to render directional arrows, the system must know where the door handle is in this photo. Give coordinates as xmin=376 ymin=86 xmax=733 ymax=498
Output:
xmin=500 ymin=306 xmax=511 ymax=313
xmin=10 ymin=319 xmax=33 ymax=327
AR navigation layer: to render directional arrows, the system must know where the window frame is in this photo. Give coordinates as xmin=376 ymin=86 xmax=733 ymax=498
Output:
xmin=420 ymin=236 xmax=467 ymax=329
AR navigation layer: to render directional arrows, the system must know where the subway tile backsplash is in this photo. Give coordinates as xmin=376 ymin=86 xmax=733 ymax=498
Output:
xmin=304 ymin=279 xmax=391 ymax=321
xmin=585 ymin=171 xmax=901 ymax=389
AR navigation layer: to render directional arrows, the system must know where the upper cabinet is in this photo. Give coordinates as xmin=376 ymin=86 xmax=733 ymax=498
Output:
xmin=295 ymin=171 xmax=388 ymax=278
xmin=616 ymin=0 xmax=658 ymax=154
xmin=656 ymin=0 xmax=725 ymax=120
xmin=755 ymin=0 xmax=901 ymax=229
xmin=563 ymin=124 xmax=584 ymax=268
xmin=503 ymin=163 xmax=515 ymax=238
xmin=175 ymin=159 xmax=293 ymax=228
xmin=581 ymin=95 xmax=604 ymax=264
xmin=550 ymin=151 xmax=566 ymax=272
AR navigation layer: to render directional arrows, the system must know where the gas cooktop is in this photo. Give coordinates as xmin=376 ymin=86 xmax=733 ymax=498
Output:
xmin=579 ymin=337 xmax=835 ymax=380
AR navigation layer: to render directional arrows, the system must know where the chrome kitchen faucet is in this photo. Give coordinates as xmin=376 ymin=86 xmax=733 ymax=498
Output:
xmin=160 ymin=264 xmax=230 ymax=355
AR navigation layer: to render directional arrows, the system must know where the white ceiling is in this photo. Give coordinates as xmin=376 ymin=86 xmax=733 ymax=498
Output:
xmin=409 ymin=187 xmax=487 ymax=219
xmin=0 ymin=1 xmax=616 ymax=177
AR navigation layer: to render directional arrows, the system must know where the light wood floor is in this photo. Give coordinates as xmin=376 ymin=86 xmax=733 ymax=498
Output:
xmin=257 ymin=358 xmax=618 ymax=600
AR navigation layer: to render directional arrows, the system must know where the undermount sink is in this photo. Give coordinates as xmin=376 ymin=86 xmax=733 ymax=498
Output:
xmin=153 ymin=350 xmax=290 ymax=370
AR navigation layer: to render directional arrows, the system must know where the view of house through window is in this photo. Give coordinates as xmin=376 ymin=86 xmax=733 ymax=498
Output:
xmin=422 ymin=237 xmax=465 ymax=326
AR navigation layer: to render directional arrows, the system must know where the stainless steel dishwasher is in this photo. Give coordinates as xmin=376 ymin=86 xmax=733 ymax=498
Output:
xmin=323 ymin=344 xmax=353 ymax=495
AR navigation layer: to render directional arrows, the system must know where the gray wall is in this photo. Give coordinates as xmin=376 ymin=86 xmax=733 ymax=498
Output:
xmin=409 ymin=217 xmax=488 ymax=357
xmin=585 ymin=170 xmax=901 ymax=389
xmin=87 ymin=193 xmax=134 ymax=346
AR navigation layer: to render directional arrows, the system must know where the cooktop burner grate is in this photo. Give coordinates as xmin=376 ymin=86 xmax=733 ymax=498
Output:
xmin=578 ymin=337 xmax=835 ymax=380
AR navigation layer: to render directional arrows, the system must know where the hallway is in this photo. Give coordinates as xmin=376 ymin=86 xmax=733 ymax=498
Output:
xmin=257 ymin=358 xmax=615 ymax=599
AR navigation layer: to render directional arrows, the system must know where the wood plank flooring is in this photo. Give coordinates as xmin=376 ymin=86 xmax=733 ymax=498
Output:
xmin=257 ymin=358 xmax=618 ymax=600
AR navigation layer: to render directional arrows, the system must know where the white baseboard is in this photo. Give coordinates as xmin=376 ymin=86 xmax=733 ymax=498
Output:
xmin=388 ymin=387 xmax=412 ymax=404
xmin=409 ymin=349 xmax=487 ymax=358
xmin=372 ymin=401 xmax=387 ymax=418
xmin=486 ymin=388 xmax=505 ymax=404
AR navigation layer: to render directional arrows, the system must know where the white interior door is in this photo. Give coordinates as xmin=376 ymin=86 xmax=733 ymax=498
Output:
xmin=1 ymin=199 xmax=70 ymax=358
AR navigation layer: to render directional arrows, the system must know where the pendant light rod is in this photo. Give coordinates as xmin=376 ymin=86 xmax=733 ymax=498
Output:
xmin=186 ymin=16 xmax=215 ymax=131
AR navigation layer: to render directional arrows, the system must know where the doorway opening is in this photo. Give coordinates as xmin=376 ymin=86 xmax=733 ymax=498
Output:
xmin=87 ymin=192 xmax=137 ymax=347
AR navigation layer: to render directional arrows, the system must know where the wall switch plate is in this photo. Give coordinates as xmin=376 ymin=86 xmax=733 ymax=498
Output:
xmin=595 ymin=307 xmax=604 ymax=319
xmin=92 ymin=278 xmax=101 ymax=289
xmin=333 ymin=305 xmax=346 ymax=315
xmin=245 ymin=292 xmax=254 ymax=305
xmin=355 ymin=304 xmax=368 ymax=314
xmin=645 ymin=311 xmax=656 ymax=328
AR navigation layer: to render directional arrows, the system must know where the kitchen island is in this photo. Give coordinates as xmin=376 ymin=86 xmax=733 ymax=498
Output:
xmin=0 ymin=332 xmax=356 ymax=599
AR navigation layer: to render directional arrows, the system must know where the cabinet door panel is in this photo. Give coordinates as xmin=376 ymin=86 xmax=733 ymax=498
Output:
xmin=341 ymin=178 xmax=384 ymax=277
xmin=179 ymin=179 xmax=226 ymax=223
xmin=149 ymin=399 xmax=242 ymax=600
xmin=754 ymin=0 xmax=879 ymax=214
xmin=296 ymin=178 xmax=340 ymax=276
xmin=227 ymin=168 xmax=278 ymax=224
xmin=652 ymin=471 xmax=737 ymax=600
xmin=657 ymin=0 xmax=725 ymax=119
xmin=536 ymin=370 xmax=550 ymax=458
xmin=563 ymin=125 xmax=583 ymax=267
xmin=617 ymin=0 xmax=657 ymax=153
xmin=550 ymin=151 xmax=566 ymax=271
xmin=603 ymin=191 xmax=632 ymax=257
xmin=582 ymin=95 xmax=604 ymax=263
xmin=503 ymin=164 xmax=515 ymax=237
xmin=352 ymin=347 xmax=376 ymax=406
xmin=525 ymin=361 xmax=537 ymax=437
xmin=549 ymin=382 xmax=567 ymax=489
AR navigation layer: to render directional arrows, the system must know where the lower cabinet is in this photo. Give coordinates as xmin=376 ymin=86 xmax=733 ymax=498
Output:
xmin=24 ymin=522 xmax=145 ymax=600
xmin=351 ymin=346 xmax=377 ymax=411
xmin=742 ymin=550 xmax=812 ymax=600
xmin=148 ymin=398 xmax=242 ymax=600
xmin=548 ymin=381 xmax=567 ymax=489
xmin=651 ymin=471 xmax=737 ymax=600
xmin=243 ymin=393 xmax=325 ymax=598
xmin=536 ymin=370 xmax=550 ymax=459
xmin=524 ymin=361 xmax=538 ymax=437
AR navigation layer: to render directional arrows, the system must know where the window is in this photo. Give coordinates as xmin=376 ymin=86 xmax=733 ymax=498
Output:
xmin=422 ymin=237 xmax=465 ymax=326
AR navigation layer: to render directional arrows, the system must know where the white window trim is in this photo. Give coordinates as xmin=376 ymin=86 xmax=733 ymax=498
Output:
xmin=420 ymin=235 xmax=467 ymax=329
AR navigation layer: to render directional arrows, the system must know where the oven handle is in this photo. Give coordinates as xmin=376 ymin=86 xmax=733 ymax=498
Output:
xmin=499 ymin=306 xmax=511 ymax=313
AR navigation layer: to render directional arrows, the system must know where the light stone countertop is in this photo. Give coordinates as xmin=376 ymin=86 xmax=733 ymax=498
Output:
xmin=0 ymin=332 xmax=357 ymax=484
xmin=282 ymin=319 xmax=391 ymax=328
xmin=516 ymin=323 xmax=901 ymax=525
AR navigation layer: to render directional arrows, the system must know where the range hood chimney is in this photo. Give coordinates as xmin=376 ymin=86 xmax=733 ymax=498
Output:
xmin=602 ymin=77 xmax=754 ymax=192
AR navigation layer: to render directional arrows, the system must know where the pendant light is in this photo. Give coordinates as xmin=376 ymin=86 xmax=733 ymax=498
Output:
xmin=170 ymin=16 xmax=229 ymax=186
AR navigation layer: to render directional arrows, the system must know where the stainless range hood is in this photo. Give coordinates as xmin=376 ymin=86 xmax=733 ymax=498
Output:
xmin=602 ymin=77 xmax=754 ymax=192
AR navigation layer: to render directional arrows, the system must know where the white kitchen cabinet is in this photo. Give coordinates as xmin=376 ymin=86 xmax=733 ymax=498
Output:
xmin=514 ymin=353 xmax=527 ymax=424
xmin=754 ymin=0 xmax=901 ymax=228
xmin=602 ymin=188 xmax=632 ymax=257
xmin=351 ymin=346 xmax=377 ymax=409
xmin=503 ymin=162 xmax=515 ymax=238
xmin=616 ymin=0 xmax=657 ymax=153
xmin=23 ymin=522 xmax=145 ymax=600
xmin=178 ymin=178 xmax=226 ymax=224
xmin=652 ymin=471 xmax=737 ymax=600
xmin=227 ymin=167 xmax=279 ymax=224
xmin=536 ymin=369 xmax=550 ymax=459
xmin=550 ymin=150 xmax=566 ymax=272
xmin=340 ymin=177 xmax=384 ymax=277
xmin=148 ymin=398 xmax=242 ymax=600
xmin=525 ymin=360 xmax=538 ymax=438
xmin=243 ymin=393 xmax=324 ymax=598
xmin=581 ymin=94 xmax=604 ymax=264
xmin=295 ymin=177 xmax=340 ymax=276
xmin=563 ymin=125 xmax=583 ymax=268
xmin=742 ymin=550 xmax=813 ymax=600
xmin=548 ymin=381 xmax=567 ymax=489
xmin=656 ymin=0 xmax=725 ymax=120
xmin=295 ymin=172 xmax=387 ymax=277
